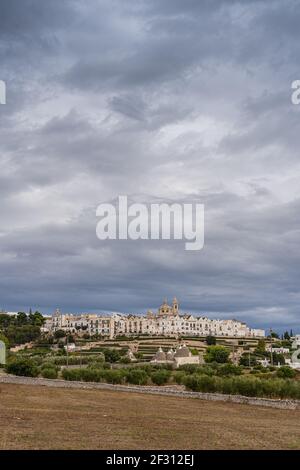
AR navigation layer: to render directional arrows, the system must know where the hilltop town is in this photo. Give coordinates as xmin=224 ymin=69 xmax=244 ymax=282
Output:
xmin=42 ymin=298 xmax=265 ymax=339
xmin=1 ymin=298 xmax=300 ymax=451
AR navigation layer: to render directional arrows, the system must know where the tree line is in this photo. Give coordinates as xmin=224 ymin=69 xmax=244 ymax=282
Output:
xmin=0 ymin=311 xmax=45 ymax=347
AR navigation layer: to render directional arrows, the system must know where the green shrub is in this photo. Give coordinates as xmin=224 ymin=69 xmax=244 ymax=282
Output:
xmin=205 ymin=346 xmax=230 ymax=364
xmin=190 ymin=348 xmax=199 ymax=356
xmin=153 ymin=362 xmax=173 ymax=371
xmin=150 ymin=370 xmax=171 ymax=386
xmin=87 ymin=361 xmax=104 ymax=370
xmin=173 ymin=371 xmax=187 ymax=385
xmin=199 ymin=365 xmax=216 ymax=376
xmin=41 ymin=367 xmax=58 ymax=379
xmin=271 ymin=352 xmax=285 ymax=365
xmin=104 ymin=369 xmax=126 ymax=384
xmin=259 ymin=367 xmax=270 ymax=373
xmin=206 ymin=335 xmax=216 ymax=345
xmin=256 ymin=339 xmax=266 ymax=353
xmin=183 ymin=373 xmax=300 ymax=399
xmin=61 ymin=367 xmax=106 ymax=383
xmin=41 ymin=361 xmax=58 ymax=371
xmin=5 ymin=324 xmax=41 ymax=346
xmin=54 ymin=330 xmax=66 ymax=339
xmin=0 ymin=332 xmax=9 ymax=349
xmin=184 ymin=374 xmax=219 ymax=393
xmin=139 ymin=364 xmax=153 ymax=373
xmin=276 ymin=366 xmax=297 ymax=379
xmin=217 ymin=363 xmax=242 ymax=376
xmin=135 ymin=352 xmax=144 ymax=360
xmin=219 ymin=377 xmax=236 ymax=395
xmin=278 ymin=379 xmax=300 ymax=399
xmin=178 ymin=364 xmax=201 ymax=374
xmin=178 ymin=364 xmax=215 ymax=375
xmin=103 ymin=348 xmax=121 ymax=363
xmin=62 ymin=368 xmax=84 ymax=381
xmin=126 ymin=369 xmax=149 ymax=385
xmin=14 ymin=352 xmax=47 ymax=366
xmin=239 ymin=353 xmax=258 ymax=367
xmin=120 ymin=356 xmax=131 ymax=364
xmin=5 ymin=358 xmax=39 ymax=377
xmin=80 ymin=368 xmax=104 ymax=382
xmin=103 ymin=362 xmax=112 ymax=369
xmin=233 ymin=376 xmax=262 ymax=397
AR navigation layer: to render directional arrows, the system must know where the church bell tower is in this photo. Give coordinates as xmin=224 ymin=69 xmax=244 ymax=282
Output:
xmin=172 ymin=297 xmax=179 ymax=315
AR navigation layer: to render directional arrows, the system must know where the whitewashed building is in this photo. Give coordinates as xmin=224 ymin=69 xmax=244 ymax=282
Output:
xmin=46 ymin=310 xmax=113 ymax=337
xmin=45 ymin=299 xmax=265 ymax=339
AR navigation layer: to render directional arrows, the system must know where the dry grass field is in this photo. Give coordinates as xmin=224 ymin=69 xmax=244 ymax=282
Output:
xmin=0 ymin=383 xmax=299 ymax=450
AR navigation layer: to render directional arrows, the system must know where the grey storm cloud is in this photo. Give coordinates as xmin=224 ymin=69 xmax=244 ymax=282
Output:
xmin=0 ymin=0 xmax=300 ymax=332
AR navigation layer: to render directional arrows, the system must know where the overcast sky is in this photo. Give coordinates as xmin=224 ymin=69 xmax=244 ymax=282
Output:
xmin=1 ymin=0 xmax=300 ymax=332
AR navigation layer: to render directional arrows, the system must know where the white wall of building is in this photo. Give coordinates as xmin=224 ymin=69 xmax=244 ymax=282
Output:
xmin=47 ymin=309 xmax=265 ymax=339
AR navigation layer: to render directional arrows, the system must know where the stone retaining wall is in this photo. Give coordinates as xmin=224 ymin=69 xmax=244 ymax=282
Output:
xmin=0 ymin=375 xmax=299 ymax=410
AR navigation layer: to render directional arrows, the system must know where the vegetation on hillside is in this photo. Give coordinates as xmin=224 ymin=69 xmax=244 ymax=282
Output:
xmin=0 ymin=311 xmax=44 ymax=346
xmin=2 ymin=316 xmax=299 ymax=401
xmin=4 ymin=352 xmax=300 ymax=400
